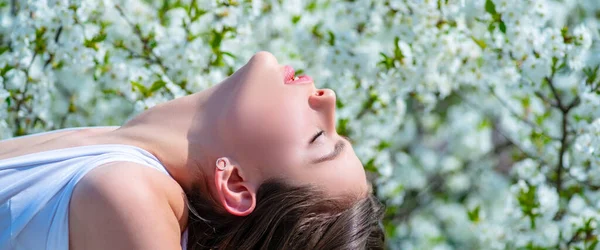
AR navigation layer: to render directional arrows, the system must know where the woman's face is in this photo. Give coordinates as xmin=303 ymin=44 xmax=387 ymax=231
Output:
xmin=217 ymin=51 xmax=368 ymax=199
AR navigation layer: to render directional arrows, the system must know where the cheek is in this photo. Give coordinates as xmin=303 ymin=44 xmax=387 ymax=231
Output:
xmin=236 ymin=102 xmax=304 ymax=141
xmin=225 ymin=72 xmax=313 ymax=174
xmin=234 ymin=86 xmax=309 ymax=143
xmin=229 ymin=98 xmax=308 ymax=173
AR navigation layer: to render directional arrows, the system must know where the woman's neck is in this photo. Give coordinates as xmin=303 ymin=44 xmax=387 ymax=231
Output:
xmin=103 ymin=86 xmax=222 ymax=193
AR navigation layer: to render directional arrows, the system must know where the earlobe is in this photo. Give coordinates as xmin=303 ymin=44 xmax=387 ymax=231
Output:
xmin=214 ymin=158 xmax=257 ymax=216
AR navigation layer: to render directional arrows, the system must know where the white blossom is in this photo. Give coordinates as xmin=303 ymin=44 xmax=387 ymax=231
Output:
xmin=2 ymin=0 xmax=600 ymax=248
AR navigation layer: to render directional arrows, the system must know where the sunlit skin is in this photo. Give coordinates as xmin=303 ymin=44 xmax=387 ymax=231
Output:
xmin=0 ymin=52 xmax=368 ymax=248
xmin=205 ymin=51 xmax=369 ymax=203
xmin=114 ymin=51 xmax=370 ymax=215
xmin=0 ymin=51 xmax=368 ymax=211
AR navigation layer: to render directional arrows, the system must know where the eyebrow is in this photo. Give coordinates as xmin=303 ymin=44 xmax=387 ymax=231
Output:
xmin=311 ymin=139 xmax=347 ymax=164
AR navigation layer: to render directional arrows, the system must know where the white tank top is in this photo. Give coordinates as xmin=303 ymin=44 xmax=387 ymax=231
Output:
xmin=0 ymin=127 xmax=188 ymax=250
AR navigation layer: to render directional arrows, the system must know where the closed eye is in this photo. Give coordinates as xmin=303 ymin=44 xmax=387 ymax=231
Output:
xmin=310 ymin=130 xmax=324 ymax=144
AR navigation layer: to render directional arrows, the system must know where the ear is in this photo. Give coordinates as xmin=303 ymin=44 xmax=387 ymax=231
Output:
xmin=214 ymin=158 xmax=257 ymax=216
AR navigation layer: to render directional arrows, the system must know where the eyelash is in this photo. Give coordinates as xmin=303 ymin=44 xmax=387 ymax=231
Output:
xmin=310 ymin=130 xmax=324 ymax=144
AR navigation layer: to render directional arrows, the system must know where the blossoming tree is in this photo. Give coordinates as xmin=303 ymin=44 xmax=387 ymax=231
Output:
xmin=1 ymin=0 xmax=599 ymax=249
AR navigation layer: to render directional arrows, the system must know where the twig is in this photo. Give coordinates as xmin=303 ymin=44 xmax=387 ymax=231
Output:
xmin=534 ymin=90 xmax=559 ymax=109
xmin=457 ymin=92 xmax=552 ymax=167
xmin=565 ymin=230 xmax=581 ymax=248
xmin=10 ymin=0 xmax=17 ymax=16
xmin=13 ymin=52 xmax=37 ymax=134
xmin=556 ymin=105 xmax=568 ymax=195
xmin=44 ymin=26 xmax=63 ymax=69
xmin=488 ymin=86 xmax=561 ymax=141
xmin=115 ymin=4 xmax=167 ymax=69
xmin=546 ymin=77 xmax=564 ymax=110
xmin=114 ymin=4 xmax=182 ymax=97
xmin=544 ymin=77 xmax=580 ymax=197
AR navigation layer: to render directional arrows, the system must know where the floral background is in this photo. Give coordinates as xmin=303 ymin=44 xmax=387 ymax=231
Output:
xmin=1 ymin=0 xmax=600 ymax=249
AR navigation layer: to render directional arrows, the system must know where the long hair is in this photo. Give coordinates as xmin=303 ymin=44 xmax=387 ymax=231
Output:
xmin=185 ymin=179 xmax=385 ymax=250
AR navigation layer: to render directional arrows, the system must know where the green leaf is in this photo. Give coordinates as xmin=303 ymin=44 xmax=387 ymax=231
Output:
xmin=99 ymin=21 xmax=111 ymax=30
xmin=291 ymin=15 xmax=301 ymax=24
xmin=131 ymin=80 xmax=148 ymax=96
xmin=0 ymin=64 xmax=13 ymax=76
xmin=587 ymin=239 xmax=599 ymax=250
xmin=187 ymin=33 xmax=202 ymax=42
xmin=336 ymin=98 xmax=345 ymax=109
xmin=467 ymin=205 xmax=481 ymax=223
xmin=103 ymin=50 xmax=110 ymax=64
xmin=68 ymin=3 xmax=78 ymax=11
xmin=306 ymin=0 xmax=317 ymax=12
xmin=478 ymin=118 xmax=491 ymax=130
xmin=337 ymin=118 xmax=350 ymax=137
xmin=84 ymin=32 xmax=107 ymax=51
xmin=364 ymin=158 xmax=379 ymax=174
xmin=311 ymin=23 xmax=324 ymax=40
xmin=221 ymin=51 xmax=237 ymax=59
xmin=485 ymin=0 xmax=497 ymax=15
xmin=498 ymin=21 xmax=506 ymax=34
xmin=487 ymin=22 xmax=496 ymax=33
xmin=0 ymin=46 xmax=9 ymax=55
xmin=34 ymin=27 xmax=47 ymax=53
xmin=52 ymin=60 xmax=64 ymax=69
xmin=517 ymin=183 xmax=540 ymax=229
xmin=149 ymin=80 xmax=167 ymax=93
xmin=477 ymin=57 xmax=485 ymax=67
xmin=190 ymin=8 xmax=208 ymax=22
xmin=378 ymin=52 xmax=393 ymax=69
xmin=16 ymin=127 xmax=26 ymax=136
xmin=392 ymin=184 xmax=404 ymax=195
xmin=376 ymin=141 xmax=391 ymax=151
xmin=210 ymin=30 xmax=224 ymax=49
xmin=384 ymin=221 xmax=397 ymax=238
xmin=361 ymin=92 xmax=379 ymax=112
xmin=471 ymin=36 xmax=487 ymax=49
xmin=393 ymin=37 xmax=405 ymax=61
xmin=101 ymin=89 xmax=121 ymax=96
xmin=499 ymin=21 xmax=507 ymax=33
xmin=327 ymin=31 xmax=335 ymax=46
xmin=583 ymin=65 xmax=599 ymax=85
xmin=158 ymin=0 xmax=172 ymax=25
xmin=92 ymin=33 xmax=108 ymax=43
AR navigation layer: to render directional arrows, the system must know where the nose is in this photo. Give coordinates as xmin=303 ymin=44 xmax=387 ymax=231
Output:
xmin=309 ymin=88 xmax=337 ymax=132
xmin=248 ymin=51 xmax=278 ymax=65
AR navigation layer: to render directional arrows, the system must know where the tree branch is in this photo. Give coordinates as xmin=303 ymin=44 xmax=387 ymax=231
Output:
xmin=488 ymin=86 xmax=561 ymax=141
xmin=457 ymin=92 xmax=553 ymax=167
xmin=10 ymin=0 xmax=17 ymax=16
xmin=12 ymin=52 xmax=37 ymax=135
xmin=115 ymin=4 xmax=167 ymax=70
xmin=114 ymin=4 xmax=183 ymax=97
xmin=544 ymin=77 xmax=580 ymax=199
xmin=546 ymin=77 xmax=564 ymax=110
xmin=44 ymin=26 xmax=63 ymax=69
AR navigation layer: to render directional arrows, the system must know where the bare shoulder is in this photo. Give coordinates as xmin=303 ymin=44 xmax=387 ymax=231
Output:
xmin=0 ymin=127 xmax=118 ymax=160
xmin=0 ymin=129 xmax=79 ymax=157
xmin=69 ymin=161 xmax=188 ymax=250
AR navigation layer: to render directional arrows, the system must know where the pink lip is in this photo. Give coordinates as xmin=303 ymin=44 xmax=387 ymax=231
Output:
xmin=283 ymin=65 xmax=313 ymax=85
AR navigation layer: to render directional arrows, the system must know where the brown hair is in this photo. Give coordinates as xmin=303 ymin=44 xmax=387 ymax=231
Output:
xmin=185 ymin=179 xmax=385 ymax=250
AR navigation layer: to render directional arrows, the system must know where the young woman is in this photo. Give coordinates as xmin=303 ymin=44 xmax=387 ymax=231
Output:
xmin=0 ymin=51 xmax=384 ymax=250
